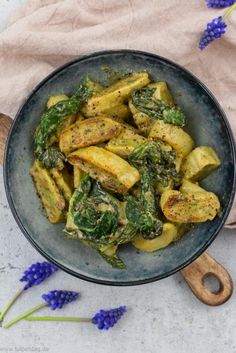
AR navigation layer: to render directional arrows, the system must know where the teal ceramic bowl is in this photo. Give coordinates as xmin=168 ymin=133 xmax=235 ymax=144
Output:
xmin=4 ymin=50 xmax=236 ymax=285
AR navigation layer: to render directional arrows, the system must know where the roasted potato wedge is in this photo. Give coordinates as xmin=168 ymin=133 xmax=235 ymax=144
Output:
xmin=70 ymin=159 xmax=128 ymax=193
xmin=132 ymin=223 xmax=178 ymax=252
xmin=160 ymin=189 xmax=220 ymax=223
xmin=84 ymin=78 xmax=131 ymax=120
xmin=47 ymin=94 xmax=69 ymax=108
xmin=85 ymin=103 xmax=131 ymax=120
xmin=50 ymin=167 xmax=73 ymax=202
xmin=85 ymin=77 xmax=103 ymax=94
xmin=59 ymin=117 xmax=123 ymax=153
xmin=67 ymin=146 xmax=140 ymax=193
xmin=104 ymin=104 xmax=131 ymax=120
xmin=149 ymin=81 xmax=174 ymax=107
xmin=155 ymin=180 xmax=174 ymax=195
xmin=128 ymin=98 xmax=140 ymax=115
xmin=133 ymin=112 xmax=154 ymax=136
xmin=83 ymin=72 xmax=150 ymax=116
xmin=73 ymin=166 xmax=85 ymax=189
xmin=182 ymin=146 xmax=221 ymax=181
xmin=149 ymin=120 xmax=194 ymax=157
xmin=106 ymin=129 xmax=146 ymax=157
xmin=30 ymin=160 xmax=66 ymax=223
xmin=129 ymin=98 xmax=154 ymax=135
xmin=180 ymin=179 xmax=206 ymax=194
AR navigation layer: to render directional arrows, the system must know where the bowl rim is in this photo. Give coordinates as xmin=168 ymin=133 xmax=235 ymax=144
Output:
xmin=4 ymin=49 xmax=236 ymax=286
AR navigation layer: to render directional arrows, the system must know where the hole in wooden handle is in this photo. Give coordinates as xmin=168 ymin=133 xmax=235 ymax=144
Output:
xmin=202 ymin=273 xmax=223 ymax=294
xmin=180 ymin=252 xmax=233 ymax=306
xmin=0 ymin=114 xmax=12 ymax=165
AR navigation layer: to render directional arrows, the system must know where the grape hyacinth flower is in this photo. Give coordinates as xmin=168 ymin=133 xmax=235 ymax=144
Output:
xmin=92 ymin=306 xmax=127 ymax=330
xmin=0 ymin=261 xmax=58 ymax=322
xmin=3 ymin=290 xmax=79 ymax=329
xmin=20 ymin=261 xmax=58 ymax=290
xmin=199 ymin=16 xmax=227 ymax=49
xmin=199 ymin=2 xmax=236 ymax=49
xmin=25 ymin=306 xmax=127 ymax=331
xmin=206 ymin=0 xmax=235 ymax=8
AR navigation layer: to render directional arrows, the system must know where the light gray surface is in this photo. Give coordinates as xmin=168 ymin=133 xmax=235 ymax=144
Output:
xmin=1 ymin=2 xmax=236 ymax=352
xmin=1 ymin=167 xmax=236 ymax=353
xmin=0 ymin=0 xmax=26 ymax=32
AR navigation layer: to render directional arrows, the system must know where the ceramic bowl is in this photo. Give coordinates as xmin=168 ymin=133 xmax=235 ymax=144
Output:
xmin=4 ymin=50 xmax=236 ymax=285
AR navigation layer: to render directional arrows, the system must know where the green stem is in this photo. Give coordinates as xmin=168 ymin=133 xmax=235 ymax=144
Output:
xmin=222 ymin=2 xmax=236 ymax=21
xmin=3 ymin=303 xmax=47 ymax=329
xmin=0 ymin=287 xmax=24 ymax=322
xmin=25 ymin=316 xmax=92 ymax=323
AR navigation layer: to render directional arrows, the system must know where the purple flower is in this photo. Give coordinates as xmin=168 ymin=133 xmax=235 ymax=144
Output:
xmin=42 ymin=290 xmax=79 ymax=310
xmin=206 ymin=0 xmax=235 ymax=8
xmin=199 ymin=16 xmax=227 ymax=49
xmin=92 ymin=306 xmax=127 ymax=330
xmin=20 ymin=261 xmax=58 ymax=290
xmin=3 ymin=290 xmax=80 ymax=328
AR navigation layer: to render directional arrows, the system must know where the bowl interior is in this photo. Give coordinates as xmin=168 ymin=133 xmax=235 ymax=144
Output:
xmin=4 ymin=50 xmax=235 ymax=285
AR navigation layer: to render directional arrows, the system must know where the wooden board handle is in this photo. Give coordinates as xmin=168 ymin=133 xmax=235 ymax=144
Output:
xmin=0 ymin=114 xmax=12 ymax=165
xmin=181 ymin=252 xmax=233 ymax=306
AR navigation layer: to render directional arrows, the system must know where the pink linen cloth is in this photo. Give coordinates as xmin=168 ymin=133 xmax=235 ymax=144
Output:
xmin=0 ymin=0 xmax=235 ymax=226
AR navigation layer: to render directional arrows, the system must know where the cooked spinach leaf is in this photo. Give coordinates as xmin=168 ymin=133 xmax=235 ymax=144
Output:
xmin=125 ymin=167 xmax=163 ymax=240
xmin=128 ymin=140 xmax=179 ymax=186
xmin=132 ymin=87 xmax=186 ymax=127
xmin=35 ymin=80 xmax=92 ymax=168
xmin=67 ymin=175 xmax=119 ymax=243
xmin=97 ymin=250 xmax=126 ymax=269
xmin=125 ymin=141 xmax=180 ymax=239
xmin=39 ymin=145 xmax=65 ymax=169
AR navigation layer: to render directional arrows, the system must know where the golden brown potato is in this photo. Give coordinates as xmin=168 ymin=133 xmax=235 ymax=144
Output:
xmin=47 ymin=94 xmax=69 ymax=109
xmin=149 ymin=120 xmax=194 ymax=157
xmin=181 ymin=146 xmax=221 ymax=181
xmin=129 ymin=97 xmax=154 ymax=136
xmin=30 ymin=160 xmax=66 ymax=223
xmin=155 ymin=180 xmax=174 ymax=195
xmin=85 ymin=103 xmax=131 ymax=121
xmin=106 ymin=129 xmax=146 ymax=157
xmin=160 ymin=189 xmax=220 ymax=223
xmin=71 ymin=160 xmax=128 ymax=194
xmin=83 ymin=72 xmax=150 ymax=116
xmin=133 ymin=112 xmax=154 ymax=136
xmin=67 ymin=146 xmax=140 ymax=194
xmin=59 ymin=117 xmax=123 ymax=153
xmin=85 ymin=77 xmax=103 ymax=94
xmin=175 ymin=154 xmax=183 ymax=173
xmin=73 ymin=166 xmax=85 ymax=189
xmin=179 ymin=179 xmax=206 ymax=194
xmin=149 ymin=81 xmax=174 ymax=107
xmin=50 ymin=167 xmax=73 ymax=203
xmin=132 ymin=223 xmax=178 ymax=252
xmin=128 ymin=99 xmax=140 ymax=115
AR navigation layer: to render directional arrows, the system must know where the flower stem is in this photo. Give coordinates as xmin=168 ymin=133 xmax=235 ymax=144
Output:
xmin=222 ymin=2 xmax=236 ymax=21
xmin=0 ymin=287 xmax=24 ymax=322
xmin=3 ymin=303 xmax=47 ymax=329
xmin=25 ymin=316 xmax=92 ymax=323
